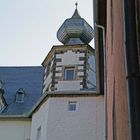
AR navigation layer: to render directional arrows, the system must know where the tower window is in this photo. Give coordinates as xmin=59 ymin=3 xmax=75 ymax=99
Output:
xmin=68 ymin=101 xmax=77 ymax=111
xmin=65 ymin=67 xmax=75 ymax=80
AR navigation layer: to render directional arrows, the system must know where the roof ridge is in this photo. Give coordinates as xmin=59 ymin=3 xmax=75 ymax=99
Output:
xmin=0 ymin=66 xmax=43 ymax=68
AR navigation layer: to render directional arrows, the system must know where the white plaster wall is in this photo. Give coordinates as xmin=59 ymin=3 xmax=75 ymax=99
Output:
xmin=56 ymin=50 xmax=85 ymax=65
xmin=43 ymin=72 xmax=52 ymax=93
xmin=46 ymin=96 xmax=104 ymax=140
xmin=0 ymin=120 xmax=31 ymax=140
xmin=43 ymin=59 xmax=54 ymax=93
xmin=30 ymin=99 xmax=50 ymax=140
xmin=54 ymin=50 xmax=86 ymax=91
xmin=56 ymin=80 xmax=83 ymax=91
xmin=56 ymin=66 xmax=63 ymax=71
xmin=78 ymin=65 xmax=84 ymax=70
xmin=55 ymin=72 xmax=62 ymax=77
xmin=77 ymin=71 xmax=84 ymax=76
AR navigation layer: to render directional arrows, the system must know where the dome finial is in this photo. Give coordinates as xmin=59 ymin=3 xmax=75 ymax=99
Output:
xmin=75 ymin=2 xmax=78 ymax=9
xmin=57 ymin=2 xmax=94 ymax=45
xmin=71 ymin=2 xmax=81 ymax=19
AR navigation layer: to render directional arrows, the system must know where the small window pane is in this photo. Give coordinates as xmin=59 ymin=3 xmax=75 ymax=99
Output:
xmin=68 ymin=101 xmax=77 ymax=111
xmin=16 ymin=94 xmax=23 ymax=102
xmin=36 ymin=127 xmax=41 ymax=140
xmin=16 ymin=88 xmax=25 ymax=103
xmin=65 ymin=68 xmax=75 ymax=80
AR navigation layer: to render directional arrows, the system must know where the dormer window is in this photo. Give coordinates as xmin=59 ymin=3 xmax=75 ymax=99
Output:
xmin=0 ymin=80 xmax=3 ymax=89
xmin=15 ymin=88 xmax=25 ymax=103
xmin=64 ymin=67 xmax=75 ymax=80
xmin=0 ymin=80 xmax=7 ymax=112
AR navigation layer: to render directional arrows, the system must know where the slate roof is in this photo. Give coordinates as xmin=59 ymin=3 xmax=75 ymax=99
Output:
xmin=57 ymin=8 xmax=94 ymax=45
xmin=0 ymin=66 xmax=44 ymax=117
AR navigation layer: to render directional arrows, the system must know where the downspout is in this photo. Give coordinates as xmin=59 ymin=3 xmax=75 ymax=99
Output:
xmin=94 ymin=23 xmax=107 ymax=140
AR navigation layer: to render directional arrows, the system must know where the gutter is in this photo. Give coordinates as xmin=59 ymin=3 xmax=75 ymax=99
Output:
xmin=0 ymin=115 xmax=31 ymax=121
xmin=94 ymin=23 xmax=107 ymax=140
xmin=0 ymin=115 xmax=32 ymax=119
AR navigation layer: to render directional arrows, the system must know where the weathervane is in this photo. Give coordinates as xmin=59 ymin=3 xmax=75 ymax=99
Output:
xmin=75 ymin=2 xmax=78 ymax=9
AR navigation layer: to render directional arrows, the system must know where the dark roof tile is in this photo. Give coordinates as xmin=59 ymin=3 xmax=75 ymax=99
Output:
xmin=0 ymin=66 xmax=44 ymax=116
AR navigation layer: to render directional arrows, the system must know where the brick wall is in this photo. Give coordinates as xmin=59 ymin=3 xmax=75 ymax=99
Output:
xmin=106 ymin=0 xmax=131 ymax=139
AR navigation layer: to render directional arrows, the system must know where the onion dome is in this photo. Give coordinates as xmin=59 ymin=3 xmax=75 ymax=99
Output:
xmin=57 ymin=3 xmax=94 ymax=45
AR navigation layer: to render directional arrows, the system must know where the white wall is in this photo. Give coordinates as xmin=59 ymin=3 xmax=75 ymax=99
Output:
xmin=31 ymin=96 xmax=104 ymax=140
xmin=55 ymin=50 xmax=85 ymax=91
xmin=43 ymin=50 xmax=85 ymax=93
xmin=30 ymin=99 xmax=50 ymax=140
xmin=56 ymin=50 xmax=85 ymax=65
xmin=0 ymin=120 xmax=31 ymax=140
xmin=43 ymin=72 xmax=52 ymax=93
xmin=56 ymin=80 xmax=83 ymax=91
xmin=43 ymin=59 xmax=54 ymax=93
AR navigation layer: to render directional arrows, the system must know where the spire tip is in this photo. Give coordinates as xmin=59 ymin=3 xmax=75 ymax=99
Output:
xmin=75 ymin=2 xmax=78 ymax=9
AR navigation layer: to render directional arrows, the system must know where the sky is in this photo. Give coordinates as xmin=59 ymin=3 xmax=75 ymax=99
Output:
xmin=0 ymin=0 xmax=93 ymax=66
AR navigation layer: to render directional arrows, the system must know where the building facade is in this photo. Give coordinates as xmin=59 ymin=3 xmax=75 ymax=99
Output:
xmin=94 ymin=0 xmax=140 ymax=139
xmin=0 ymin=6 xmax=104 ymax=140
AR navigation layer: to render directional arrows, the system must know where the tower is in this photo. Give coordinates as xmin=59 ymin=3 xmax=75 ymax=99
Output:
xmin=31 ymin=4 xmax=104 ymax=140
xmin=42 ymin=4 xmax=96 ymax=93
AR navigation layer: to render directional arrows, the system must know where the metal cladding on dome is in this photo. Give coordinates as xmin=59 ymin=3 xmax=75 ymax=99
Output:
xmin=57 ymin=4 xmax=94 ymax=45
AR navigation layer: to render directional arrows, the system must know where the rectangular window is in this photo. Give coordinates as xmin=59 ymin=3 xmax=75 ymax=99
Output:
xmin=15 ymin=88 xmax=25 ymax=103
xmin=65 ymin=67 xmax=75 ymax=80
xmin=36 ymin=126 xmax=41 ymax=140
xmin=68 ymin=101 xmax=77 ymax=111
xmin=16 ymin=94 xmax=24 ymax=102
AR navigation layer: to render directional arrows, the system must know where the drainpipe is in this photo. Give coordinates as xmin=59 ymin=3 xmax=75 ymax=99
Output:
xmin=94 ymin=23 xmax=107 ymax=140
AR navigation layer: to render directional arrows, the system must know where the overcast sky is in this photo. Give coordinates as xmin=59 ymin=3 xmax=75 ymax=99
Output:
xmin=0 ymin=0 xmax=93 ymax=66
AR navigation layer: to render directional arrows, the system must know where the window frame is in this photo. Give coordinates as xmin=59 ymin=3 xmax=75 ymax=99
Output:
xmin=68 ymin=101 xmax=77 ymax=111
xmin=64 ymin=67 xmax=75 ymax=80
xmin=15 ymin=93 xmax=24 ymax=103
xmin=15 ymin=88 xmax=25 ymax=103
